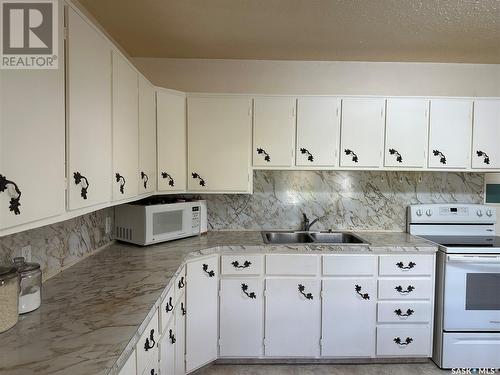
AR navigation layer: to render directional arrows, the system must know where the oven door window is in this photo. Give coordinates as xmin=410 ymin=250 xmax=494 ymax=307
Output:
xmin=466 ymin=273 xmax=500 ymax=310
xmin=153 ymin=210 xmax=183 ymax=236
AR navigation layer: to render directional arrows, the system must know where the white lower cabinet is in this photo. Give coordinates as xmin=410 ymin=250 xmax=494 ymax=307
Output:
xmin=174 ymin=295 xmax=186 ymax=375
xmin=264 ymin=278 xmax=321 ymax=357
xmin=136 ymin=310 xmax=159 ymax=375
xmin=219 ymin=278 xmax=264 ymax=357
xmin=142 ymin=360 xmax=159 ymax=375
xmin=159 ymin=317 xmax=176 ymax=375
xmin=118 ymin=349 xmax=136 ymax=375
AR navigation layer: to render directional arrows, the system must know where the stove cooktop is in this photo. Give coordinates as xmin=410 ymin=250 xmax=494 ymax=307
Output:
xmin=420 ymin=235 xmax=500 ymax=254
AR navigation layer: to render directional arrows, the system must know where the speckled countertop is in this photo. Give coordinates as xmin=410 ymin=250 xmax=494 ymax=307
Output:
xmin=0 ymin=231 xmax=437 ymax=375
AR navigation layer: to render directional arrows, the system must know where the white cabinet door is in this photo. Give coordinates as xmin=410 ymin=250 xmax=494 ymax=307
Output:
xmin=174 ymin=296 xmax=186 ymax=375
xmin=340 ymin=98 xmax=385 ymax=168
xmin=296 ymin=97 xmax=340 ymax=167
xmin=472 ymin=100 xmax=500 ymax=169
xmin=265 ymin=278 xmax=321 ymax=357
xmin=428 ymin=99 xmax=472 ymax=169
xmin=159 ymin=317 xmax=176 ymax=375
xmin=186 ymin=256 xmax=219 ymax=372
xmin=138 ymin=76 xmax=156 ymax=194
xmin=187 ymin=96 xmax=252 ymax=192
xmin=157 ymin=90 xmax=186 ymax=192
xmin=66 ymin=7 xmax=112 ymax=210
xmin=219 ymin=278 xmax=264 ymax=357
xmin=322 ymin=278 xmax=376 ymax=357
xmin=0 ymin=6 xmax=65 ymax=230
xmin=112 ymin=51 xmax=139 ymax=200
xmin=253 ymin=97 xmax=296 ymax=167
xmin=384 ymin=98 xmax=428 ymax=168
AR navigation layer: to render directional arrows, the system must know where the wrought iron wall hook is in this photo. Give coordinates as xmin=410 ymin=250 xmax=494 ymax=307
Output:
xmin=115 ymin=173 xmax=126 ymax=194
xmin=344 ymin=149 xmax=359 ymax=163
xmin=300 ymin=148 xmax=314 ymax=162
xmin=476 ymin=150 xmax=490 ymax=165
xmin=161 ymin=171 xmax=175 ymax=186
xmin=191 ymin=172 xmax=205 ymax=187
xmin=73 ymin=172 xmax=89 ymax=199
xmin=388 ymin=148 xmax=403 ymax=163
xmin=256 ymin=148 xmax=271 ymax=162
xmin=0 ymin=174 xmax=22 ymax=215
xmin=140 ymin=171 xmax=149 ymax=189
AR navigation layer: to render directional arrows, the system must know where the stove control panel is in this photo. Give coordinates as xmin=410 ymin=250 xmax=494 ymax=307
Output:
xmin=408 ymin=204 xmax=496 ymax=224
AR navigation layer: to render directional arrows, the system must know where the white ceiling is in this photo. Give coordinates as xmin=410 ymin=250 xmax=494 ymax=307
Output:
xmin=78 ymin=0 xmax=500 ymax=63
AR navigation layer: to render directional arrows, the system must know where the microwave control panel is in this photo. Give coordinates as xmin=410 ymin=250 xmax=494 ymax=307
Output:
xmin=191 ymin=206 xmax=201 ymax=232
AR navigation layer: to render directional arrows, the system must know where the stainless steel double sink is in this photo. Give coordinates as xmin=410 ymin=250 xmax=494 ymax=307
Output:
xmin=261 ymin=231 xmax=367 ymax=245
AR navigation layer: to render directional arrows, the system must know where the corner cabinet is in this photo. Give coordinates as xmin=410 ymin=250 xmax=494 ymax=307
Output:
xmin=472 ymin=100 xmax=500 ymax=169
xmin=112 ymin=51 xmax=139 ymax=200
xmin=138 ymin=76 xmax=156 ymax=194
xmin=187 ymin=96 xmax=252 ymax=193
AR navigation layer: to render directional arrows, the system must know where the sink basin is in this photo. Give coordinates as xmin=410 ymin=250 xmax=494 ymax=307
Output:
xmin=262 ymin=231 xmax=367 ymax=245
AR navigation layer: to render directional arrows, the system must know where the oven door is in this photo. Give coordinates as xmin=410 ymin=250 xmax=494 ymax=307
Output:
xmin=444 ymin=254 xmax=500 ymax=331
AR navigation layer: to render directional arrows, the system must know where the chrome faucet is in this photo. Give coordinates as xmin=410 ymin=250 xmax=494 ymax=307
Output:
xmin=302 ymin=213 xmax=320 ymax=231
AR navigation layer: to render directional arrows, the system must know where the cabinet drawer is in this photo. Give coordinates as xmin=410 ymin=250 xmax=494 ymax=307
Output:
xmin=379 ymin=255 xmax=433 ymax=276
xmin=266 ymin=254 xmax=319 ymax=275
xmin=136 ymin=309 xmax=159 ymax=374
xmin=174 ymin=266 xmax=186 ymax=304
xmin=377 ymin=301 xmax=432 ymax=323
xmin=160 ymin=288 xmax=174 ymax=333
xmin=221 ymin=255 xmax=263 ymax=275
xmin=378 ymin=279 xmax=433 ymax=300
xmin=323 ymin=254 xmax=376 ymax=276
xmin=376 ymin=325 xmax=431 ymax=356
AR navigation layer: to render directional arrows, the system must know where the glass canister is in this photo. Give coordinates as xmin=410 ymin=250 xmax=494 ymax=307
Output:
xmin=0 ymin=265 xmax=19 ymax=333
xmin=14 ymin=257 xmax=42 ymax=314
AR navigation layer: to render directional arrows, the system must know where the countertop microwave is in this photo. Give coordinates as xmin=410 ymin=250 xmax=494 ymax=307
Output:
xmin=115 ymin=199 xmax=207 ymax=246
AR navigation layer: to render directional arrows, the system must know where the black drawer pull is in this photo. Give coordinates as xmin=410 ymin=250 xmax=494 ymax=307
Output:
xmin=73 ymin=172 xmax=89 ymax=199
xmin=432 ymin=150 xmax=446 ymax=164
xmin=144 ymin=329 xmax=156 ymax=351
xmin=476 ymin=150 xmax=490 ymax=164
xmin=181 ymin=302 xmax=186 ymax=316
xmin=165 ymin=297 xmax=173 ymax=312
xmin=150 ymin=370 xmax=157 ymax=375
xmin=300 ymin=148 xmax=314 ymax=162
xmin=394 ymin=308 xmax=414 ymax=317
xmin=161 ymin=171 xmax=175 ymax=187
xmin=115 ymin=173 xmax=126 ymax=194
xmin=388 ymin=148 xmax=403 ymax=163
xmin=241 ymin=283 xmax=257 ymax=299
xmin=395 ymin=285 xmax=415 ymax=294
xmin=202 ymin=263 xmax=215 ymax=277
xmin=396 ymin=261 xmax=416 ymax=270
xmin=0 ymin=174 xmax=22 ymax=215
xmin=256 ymin=148 xmax=271 ymax=162
xmin=169 ymin=329 xmax=176 ymax=344
xmin=231 ymin=260 xmax=251 ymax=269
xmin=140 ymin=171 xmax=149 ymax=189
xmin=355 ymin=284 xmax=370 ymax=300
xmin=178 ymin=276 xmax=185 ymax=289
xmin=191 ymin=172 xmax=205 ymax=187
xmin=298 ymin=284 xmax=313 ymax=300
xmin=394 ymin=337 xmax=413 ymax=346
xmin=344 ymin=149 xmax=359 ymax=163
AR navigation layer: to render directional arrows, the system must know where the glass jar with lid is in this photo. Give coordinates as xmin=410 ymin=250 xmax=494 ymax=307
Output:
xmin=14 ymin=257 xmax=42 ymax=314
xmin=0 ymin=265 xmax=19 ymax=333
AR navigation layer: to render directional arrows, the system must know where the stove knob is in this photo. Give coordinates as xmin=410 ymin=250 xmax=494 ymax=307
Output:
xmin=425 ymin=209 xmax=432 ymax=217
xmin=477 ymin=209 xmax=483 ymax=217
xmin=486 ymin=209 xmax=493 ymax=217
xmin=416 ymin=209 xmax=423 ymax=216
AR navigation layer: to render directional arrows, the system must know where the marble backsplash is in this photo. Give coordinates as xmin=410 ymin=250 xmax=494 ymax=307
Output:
xmin=0 ymin=208 xmax=113 ymax=281
xmin=195 ymin=171 xmax=484 ymax=232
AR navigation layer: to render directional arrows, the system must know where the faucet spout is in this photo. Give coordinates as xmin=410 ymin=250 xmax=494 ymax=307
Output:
xmin=302 ymin=213 xmax=320 ymax=231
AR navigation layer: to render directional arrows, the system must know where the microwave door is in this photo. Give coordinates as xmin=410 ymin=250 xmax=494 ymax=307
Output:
xmin=147 ymin=208 xmax=187 ymax=244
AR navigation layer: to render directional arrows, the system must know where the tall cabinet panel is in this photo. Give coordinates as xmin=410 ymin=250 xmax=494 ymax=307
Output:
xmin=157 ymin=90 xmax=187 ymax=192
xmin=296 ymin=97 xmax=340 ymax=167
xmin=112 ymin=51 xmax=139 ymax=200
xmin=0 ymin=1 xmax=65 ymax=230
xmin=428 ymin=99 xmax=472 ymax=169
xmin=472 ymin=100 xmax=500 ymax=169
xmin=187 ymin=96 xmax=252 ymax=192
xmin=138 ymin=76 xmax=156 ymax=194
xmin=66 ymin=7 xmax=112 ymax=210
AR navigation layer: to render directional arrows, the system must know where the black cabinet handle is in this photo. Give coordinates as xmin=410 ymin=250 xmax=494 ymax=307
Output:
xmin=115 ymin=173 xmax=126 ymax=194
xmin=395 ymin=285 xmax=415 ymax=294
xmin=165 ymin=297 xmax=173 ymax=312
xmin=178 ymin=276 xmax=185 ymax=289
xmin=202 ymin=263 xmax=215 ymax=277
xmin=256 ymin=148 xmax=271 ymax=162
xmin=394 ymin=308 xmax=414 ymax=317
xmin=231 ymin=260 xmax=252 ymax=269
xmin=396 ymin=261 xmax=416 ymax=270
xmin=432 ymin=150 xmax=446 ymax=164
xmin=161 ymin=171 xmax=175 ymax=187
xmin=298 ymin=284 xmax=313 ymax=300
xmin=169 ymin=329 xmax=176 ymax=344
xmin=191 ymin=172 xmax=205 ymax=187
xmin=394 ymin=337 xmax=413 ymax=346
xmin=388 ymin=148 xmax=403 ymax=163
xmin=150 ymin=370 xmax=157 ymax=375
xmin=181 ymin=302 xmax=186 ymax=316
xmin=241 ymin=283 xmax=257 ymax=299
xmin=344 ymin=149 xmax=359 ymax=163
xmin=140 ymin=171 xmax=149 ymax=189
xmin=300 ymin=148 xmax=314 ymax=162
xmin=355 ymin=284 xmax=370 ymax=300
xmin=476 ymin=150 xmax=490 ymax=165
xmin=0 ymin=174 xmax=21 ymax=215
xmin=73 ymin=172 xmax=89 ymax=200
xmin=144 ymin=329 xmax=156 ymax=351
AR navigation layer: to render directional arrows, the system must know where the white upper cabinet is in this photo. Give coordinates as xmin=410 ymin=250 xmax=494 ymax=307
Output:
xmin=384 ymin=98 xmax=429 ymax=168
xmin=157 ymin=90 xmax=187 ymax=192
xmin=112 ymin=51 xmax=139 ymax=200
xmin=66 ymin=7 xmax=112 ymax=210
xmin=187 ymin=96 xmax=252 ymax=193
xmin=472 ymin=100 xmax=500 ymax=169
xmin=428 ymin=99 xmax=472 ymax=169
xmin=296 ymin=97 xmax=340 ymax=167
xmin=138 ymin=76 xmax=156 ymax=194
xmin=340 ymin=98 xmax=385 ymax=168
xmin=253 ymin=97 xmax=296 ymax=167
xmin=0 ymin=2 xmax=65 ymax=230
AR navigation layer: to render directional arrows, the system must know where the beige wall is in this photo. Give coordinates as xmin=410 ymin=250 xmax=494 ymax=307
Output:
xmin=133 ymin=58 xmax=500 ymax=97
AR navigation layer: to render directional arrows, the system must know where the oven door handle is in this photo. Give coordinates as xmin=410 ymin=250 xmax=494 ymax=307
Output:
xmin=447 ymin=255 xmax=500 ymax=264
